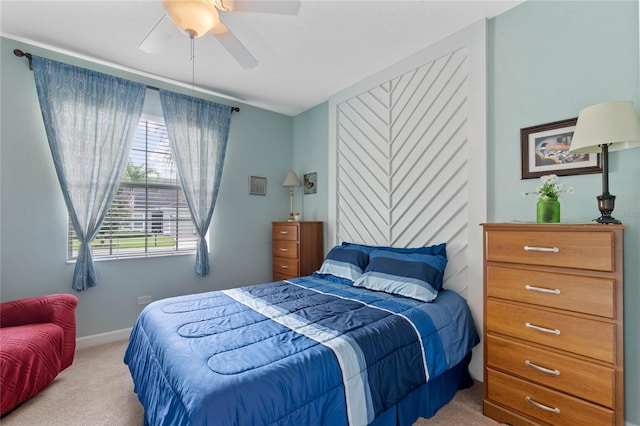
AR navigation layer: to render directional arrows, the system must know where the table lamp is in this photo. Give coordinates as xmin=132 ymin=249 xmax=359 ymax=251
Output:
xmin=281 ymin=171 xmax=301 ymax=221
xmin=569 ymin=100 xmax=640 ymax=224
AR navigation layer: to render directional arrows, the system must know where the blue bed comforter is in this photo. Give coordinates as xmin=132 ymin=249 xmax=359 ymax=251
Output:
xmin=124 ymin=276 xmax=479 ymax=426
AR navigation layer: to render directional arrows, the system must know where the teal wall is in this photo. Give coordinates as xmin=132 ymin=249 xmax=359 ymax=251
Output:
xmin=292 ymin=102 xmax=329 ymax=248
xmin=0 ymin=37 xmax=294 ymax=338
xmin=292 ymin=1 xmax=640 ymax=423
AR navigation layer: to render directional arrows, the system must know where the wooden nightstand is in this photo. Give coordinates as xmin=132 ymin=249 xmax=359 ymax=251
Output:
xmin=481 ymin=223 xmax=624 ymax=426
xmin=272 ymin=221 xmax=323 ymax=281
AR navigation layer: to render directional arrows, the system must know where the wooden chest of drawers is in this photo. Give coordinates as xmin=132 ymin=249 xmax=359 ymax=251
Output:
xmin=272 ymin=221 xmax=323 ymax=281
xmin=482 ymin=223 xmax=624 ymax=426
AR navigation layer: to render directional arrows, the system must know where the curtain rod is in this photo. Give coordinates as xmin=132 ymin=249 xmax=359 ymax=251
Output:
xmin=13 ymin=49 xmax=240 ymax=113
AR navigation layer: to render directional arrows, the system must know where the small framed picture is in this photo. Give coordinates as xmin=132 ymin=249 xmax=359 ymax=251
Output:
xmin=303 ymin=172 xmax=317 ymax=195
xmin=249 ymin=176 xmax=266 ymax=195
xmin=520 ymin=118 xmax=601 ymax=179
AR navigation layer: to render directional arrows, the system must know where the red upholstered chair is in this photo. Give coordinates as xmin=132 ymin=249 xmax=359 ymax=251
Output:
xmin=0 ymin=294 xmax=78 ymax=416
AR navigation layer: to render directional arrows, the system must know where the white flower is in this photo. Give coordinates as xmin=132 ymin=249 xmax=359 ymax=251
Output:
xmin=525 ymin=174 xmax=574 ymax=200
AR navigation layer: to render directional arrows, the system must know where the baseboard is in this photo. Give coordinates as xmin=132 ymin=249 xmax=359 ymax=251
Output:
xmin=75 ymin=327 xmax=132 ymax=350
xmin=628 ymin=422 xmax=639 ymax=426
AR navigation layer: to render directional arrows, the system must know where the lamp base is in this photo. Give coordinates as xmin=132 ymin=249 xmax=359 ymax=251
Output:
xmin=594 ymin=216 xmax=621 ymax=225
xmin=594 ymin=193 xmax=621 ymax=225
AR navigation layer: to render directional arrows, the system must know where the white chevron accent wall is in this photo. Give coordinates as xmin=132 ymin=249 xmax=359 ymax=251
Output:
xmin=329 ymin=21 xmax=487 ymax=379
xmin=334 ymin=46 xmax=471 ymax=296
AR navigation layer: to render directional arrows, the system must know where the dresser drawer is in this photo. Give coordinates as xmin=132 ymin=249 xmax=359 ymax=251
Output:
xmin=486 ymin=334 xmax=614 ymax=407
xmin=272 ymin=224 xmax=299 ymax=241
xmin=487 ymin=266 xmax=615 ymax=318
xmin=273 ymin=257 xmax=299 ymax=277
xmin=486 ymin=230 xmax=614 ymax=271
xmin=272 ymin=240 xmax=299 ymax=259
xmin=487 ymin=369 xmax=614 ymax=426
xmin=273 ymin=271 xmax=295 ymax=281
xmin=486 ymin=299 xmax=615 ymax=363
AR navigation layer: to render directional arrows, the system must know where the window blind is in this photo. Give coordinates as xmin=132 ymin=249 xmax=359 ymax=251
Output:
xmin=68 ymin=118 xmax=198 ymax=260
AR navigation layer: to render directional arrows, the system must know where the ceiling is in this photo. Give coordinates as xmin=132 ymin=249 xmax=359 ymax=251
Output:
xmin=1 ymin=0 xmax=523 ymax=116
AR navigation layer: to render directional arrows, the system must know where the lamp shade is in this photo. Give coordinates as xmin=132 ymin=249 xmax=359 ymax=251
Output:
xmin=569 ymin=100 xmax=640 ymax=154
xmin=281 ymin=171 xmax=301 ymax=188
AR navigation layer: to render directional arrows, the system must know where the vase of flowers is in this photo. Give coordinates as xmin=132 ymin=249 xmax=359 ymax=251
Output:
xmin=536 ymin=198 xmax=560 ymax=223
xmin=523 ymin=174 xmax=574 ymax=223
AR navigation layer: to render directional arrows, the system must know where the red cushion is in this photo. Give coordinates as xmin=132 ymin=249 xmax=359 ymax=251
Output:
xmin=0 ymin=323 xmax=64 ymax=415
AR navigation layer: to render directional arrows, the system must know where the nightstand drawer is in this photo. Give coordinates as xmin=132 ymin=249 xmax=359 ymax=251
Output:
xmin=272 ymin=224 xmax=299 ymax=241
xmin=487 ymin=266 xmax=615 ymax=318
xmin=486 ymin=230 xmax=614 ymax=271
xmin=486 ymin=334 xmax=614 ymax=407
xmin=273 ymin=257 xmax=299 ymax=277
xmin=273 ymin=271 xmax=296 ymax=281
xmin=486 ymin=299 xmax=615 ymax=363
xmin=487 ymin=369 xmax=614 ymax=426
xmin=272 ymin=241 xmax=299 ymax=259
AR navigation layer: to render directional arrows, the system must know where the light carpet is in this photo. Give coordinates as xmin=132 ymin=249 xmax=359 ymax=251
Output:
xmin=2 ymin=340 xmax=498 ymax=425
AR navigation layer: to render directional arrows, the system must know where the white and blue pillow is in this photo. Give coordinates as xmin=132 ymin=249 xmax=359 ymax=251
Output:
xmin=314 ymin=245 xmax=370 ymax=285
xmin=353 ymin=250 xmax=448 ymax=302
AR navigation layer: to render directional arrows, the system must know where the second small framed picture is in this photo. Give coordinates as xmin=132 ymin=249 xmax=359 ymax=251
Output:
xmin=520 ymin=118 xmax=601 ymax=179
xmin=249 ymin=176 xmax=267 ymax=195
xmin=303 ymin=172 xmax=317 ymax=195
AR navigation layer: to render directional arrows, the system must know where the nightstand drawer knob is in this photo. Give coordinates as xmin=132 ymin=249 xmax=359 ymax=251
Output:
xmin=280 ymin=231 xmax=289 ymax=234
xmin=524 ymin=245 xmax=559 ymax=253
xmin=525 ymin=322 xmax=561 ymax=335
xmin=525 ymin=284 xmax=561 ymax=295
xmin=280 ymin=265 xmax=288 ymax=269
xmin=525 ymin=360 xmax=561 ymax=376
xmin=525 ymin=396 xmax=560 ymax=414
xmin=279 ymin=248 xmax=288 ymax=252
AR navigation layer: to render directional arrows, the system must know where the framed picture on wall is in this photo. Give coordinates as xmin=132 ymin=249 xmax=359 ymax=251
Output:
xmin=303 ymin=172 xmax=317 ymax=195
xmin=520 ymin=118 xmax=602 ymax=179
xmin=249 ymin=176 xmax=267 ymax=195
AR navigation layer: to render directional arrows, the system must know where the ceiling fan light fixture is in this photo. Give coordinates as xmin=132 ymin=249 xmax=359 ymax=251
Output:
xmin=162 ymin=0 xmax=221 ymax=38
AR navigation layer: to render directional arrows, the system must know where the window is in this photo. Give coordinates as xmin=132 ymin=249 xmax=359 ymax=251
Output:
xmin=67 ymin=117 xmax=198 ymax=260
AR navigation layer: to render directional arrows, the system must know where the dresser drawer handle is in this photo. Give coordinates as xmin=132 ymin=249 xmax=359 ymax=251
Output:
xmin=525 ymin=284 xmax=561 ymax=295
xmin=279 ymin=231 xmax=289 ymax=235
xmin=279 ymin=248 xmax=288 ymax=252
xmin=524 ymin=245 xmax=559 ymax=253
xmin=525 ymin=396 xmax=560 ymax=414
xmin=525 ymin=322 xmax=560 ymax=335
xmin=280 ymin=265 xmax=289 ymax=269
xmin=525 ymin=360 xmax=561 ymax=376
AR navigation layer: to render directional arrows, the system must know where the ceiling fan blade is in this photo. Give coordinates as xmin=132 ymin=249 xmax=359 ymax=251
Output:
xmin=139 ymin=15 xmax=176 ymax=54
xmin=224 ymin=0 xmax=300 ymax=16
xmin=211 ymin=23 xmax=258 ymax=69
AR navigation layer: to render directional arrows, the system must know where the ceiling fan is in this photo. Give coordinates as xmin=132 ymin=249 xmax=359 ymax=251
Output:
xmin=139 ymin=0 xmax=301 ymax=69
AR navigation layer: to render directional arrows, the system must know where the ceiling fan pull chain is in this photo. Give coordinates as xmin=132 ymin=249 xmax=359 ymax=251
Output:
xmin=190 ymin=35 xmax=196 ymax=95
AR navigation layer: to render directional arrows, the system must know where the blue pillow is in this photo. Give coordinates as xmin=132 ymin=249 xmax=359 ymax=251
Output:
xmin=314 ymin=245 xmax=369 ymax=284
xmin=353 ymin=250 xmax=448 ymax=302
xmin=341 ymin=241 xmax=447 ymax=258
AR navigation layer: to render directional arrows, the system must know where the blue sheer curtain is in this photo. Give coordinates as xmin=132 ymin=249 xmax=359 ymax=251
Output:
xmin=32 ymin=56 xmax=145 ymax=291
xmin=159 ymin=90 xmax=232 ymax=277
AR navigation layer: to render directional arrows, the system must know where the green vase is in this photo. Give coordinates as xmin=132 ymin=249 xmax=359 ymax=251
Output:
xmin=536 ymin=198 xmax=560 ymax=223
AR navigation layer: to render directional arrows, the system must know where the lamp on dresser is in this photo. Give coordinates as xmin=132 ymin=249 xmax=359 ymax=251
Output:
xmin=569 ymin=100 xmax=640 ymax=224
xmin=281 ymin=171 xmax=301 ymax=222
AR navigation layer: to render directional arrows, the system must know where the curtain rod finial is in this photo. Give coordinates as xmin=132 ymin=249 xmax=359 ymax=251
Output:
xmin=13 ymin=48 xmax=33 ymax=70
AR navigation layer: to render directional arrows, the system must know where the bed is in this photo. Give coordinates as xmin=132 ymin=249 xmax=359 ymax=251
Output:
xmin=124 ymin=243 xmax=480 ymax=425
